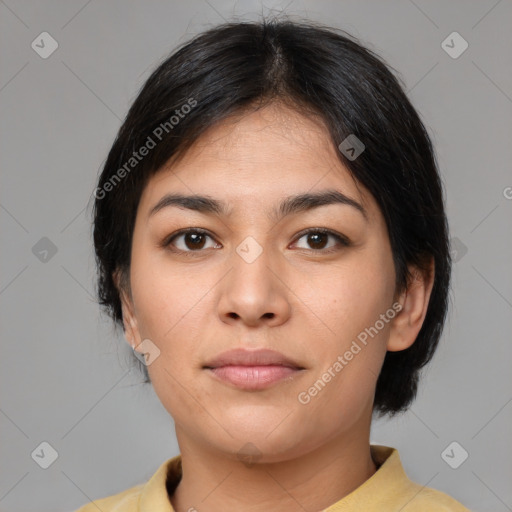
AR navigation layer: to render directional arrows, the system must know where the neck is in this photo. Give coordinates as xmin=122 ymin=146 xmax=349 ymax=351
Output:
xmin=170 ymin=423 xmax=377 ymax=512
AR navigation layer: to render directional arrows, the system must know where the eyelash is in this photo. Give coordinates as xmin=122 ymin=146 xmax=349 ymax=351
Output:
xmin=161 ymin=227 xmax=351 ymax=256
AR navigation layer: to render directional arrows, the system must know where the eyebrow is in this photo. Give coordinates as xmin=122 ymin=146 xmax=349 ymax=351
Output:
xmin=148 ymin=189 xmax=368 ymax=223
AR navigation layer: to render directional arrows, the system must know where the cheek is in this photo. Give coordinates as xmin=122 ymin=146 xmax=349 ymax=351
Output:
xmin=130 ymin=248 xmax=204 ymax=339
xmin=130 ymin=264 xmax=209 ymax=418
xmin=300 ymin=254 xmax=394 ymax=341
xmin=292 ymin=251 xmax=393 ymax=400
xmin=129 ymin=255 xmax=218 ymax=386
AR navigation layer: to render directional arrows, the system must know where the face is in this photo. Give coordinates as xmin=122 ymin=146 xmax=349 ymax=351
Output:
xmin=118 ymin=102 xmax=416 ymax=463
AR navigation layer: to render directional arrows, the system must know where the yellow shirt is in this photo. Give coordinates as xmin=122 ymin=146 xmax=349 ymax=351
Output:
xmin=74 ymin=445 xmax=471 ymax=511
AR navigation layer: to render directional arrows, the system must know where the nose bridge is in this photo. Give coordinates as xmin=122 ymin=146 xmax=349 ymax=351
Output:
xmin=231 ymin=234 xmax=275 ymax=292
xmin=218 ymin=234 xmax=289 ymax=325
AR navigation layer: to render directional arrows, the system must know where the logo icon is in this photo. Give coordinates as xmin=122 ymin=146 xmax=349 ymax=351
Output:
xmin=32 ymin=237 xmax=58 ymax=263
xmin=133 ymin=339 xmax=161 ymax=366
xmin=338 ymin=134 xmax=365 ymax=161
xmin=31 ymin=32 xmax=59 ymax=59
xmin=31 ymin=441 xmax=59 ymax=469
xmin=236 ymin=236 xmax=263 ymax=264
xmin=441 ymin=32 xmax=468 ymax=59
xmin=441 ymin=441 xmax=469 ymax=469
xmin=237 ymin=442 xmax=263 ymax=468
xmin=450 ymin=237 xmax=468 ymax=263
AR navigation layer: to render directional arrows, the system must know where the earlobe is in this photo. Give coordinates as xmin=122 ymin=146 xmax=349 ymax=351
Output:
xmin=387 ymin=258 xmax=435 ymax=352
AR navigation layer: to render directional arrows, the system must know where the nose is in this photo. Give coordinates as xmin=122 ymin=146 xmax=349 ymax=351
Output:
xmin=217 ymin=242 xmax=291 ymax=328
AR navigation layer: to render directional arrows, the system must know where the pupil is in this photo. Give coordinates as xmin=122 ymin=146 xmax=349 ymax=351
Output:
xmin=309 ymin=233 xmax=327 ymax=249
xmin=186 ymin=233 xmax=205 ymax=249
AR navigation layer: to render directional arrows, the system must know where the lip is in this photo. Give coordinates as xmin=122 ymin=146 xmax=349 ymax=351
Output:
xmin=203 ymin=348 xmax=304 ymax=370
xmin=203 ymin=348 xmax=306 ymax=391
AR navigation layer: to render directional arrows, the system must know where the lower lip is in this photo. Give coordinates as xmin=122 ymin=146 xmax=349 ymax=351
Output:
xmin=205 ymin=365 xmax=302 ymax=390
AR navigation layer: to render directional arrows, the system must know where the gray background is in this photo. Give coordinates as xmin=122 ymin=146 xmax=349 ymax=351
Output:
xmin=1 ymin=1 xmax=511 ymax=511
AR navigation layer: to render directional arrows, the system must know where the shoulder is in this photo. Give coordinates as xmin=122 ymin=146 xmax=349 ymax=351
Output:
xmin=73 ymin=455 xmax=180 ymax=512
xmin=399 ymin=483 xmax=472 ymax=511
xmin=359 ymin=445 xmax=472 ymax=512
xmin=73 ymin=483 xmax=144 ymax=512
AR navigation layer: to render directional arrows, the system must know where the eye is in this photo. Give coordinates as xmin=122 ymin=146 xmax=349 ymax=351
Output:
xmin=163 ymin=228 xmax=220 ymax=253
xmin=162 ymin=227 xmax=350 ymax=255
xmin=292 ymin=228 xmax=350 ymax=252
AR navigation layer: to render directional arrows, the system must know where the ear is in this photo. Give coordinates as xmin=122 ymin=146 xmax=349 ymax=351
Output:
xmin=113 ymin=269 xmax=142 ymax=352
xmin=387 ymin=257 xmax=435 ymax=352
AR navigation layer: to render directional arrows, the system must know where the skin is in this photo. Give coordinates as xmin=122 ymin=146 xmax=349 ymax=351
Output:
xmin=116 ymin=101 xmax=435 ymax=512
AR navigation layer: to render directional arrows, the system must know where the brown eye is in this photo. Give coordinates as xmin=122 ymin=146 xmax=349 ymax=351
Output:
xmin=182 ymin=232 xmax=207 ymax=250
xmin=165 ymin=229 xmax=220 ymax=252
xmin=305 ymin=232 xmax=329 ymax=250
xmin=163 ymin=227 xmax=350 ymax=255
xmin=293 ymin=229 xmax=350 ymax=252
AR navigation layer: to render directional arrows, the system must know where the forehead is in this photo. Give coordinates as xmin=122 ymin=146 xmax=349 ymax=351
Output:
xmin=139 ymin=102 xmax=378 ymax=224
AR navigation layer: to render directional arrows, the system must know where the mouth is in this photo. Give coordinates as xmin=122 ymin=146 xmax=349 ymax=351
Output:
xmin=203 ymin=365 xmax=305 ymax=390
xmin=202 ymin=348 xmax=306 ymax=391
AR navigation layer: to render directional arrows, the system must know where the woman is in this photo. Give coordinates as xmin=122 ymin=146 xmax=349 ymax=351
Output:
xmin=77 ymin=18 xmax=470 ymax=511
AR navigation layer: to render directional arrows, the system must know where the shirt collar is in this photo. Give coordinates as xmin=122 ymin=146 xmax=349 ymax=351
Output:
xmin=323 ymin=445 xmax=411 ymax=510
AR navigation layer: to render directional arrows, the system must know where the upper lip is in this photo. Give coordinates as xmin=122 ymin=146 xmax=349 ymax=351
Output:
xmin=203 ymin=348 xmax=304 ymax=369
